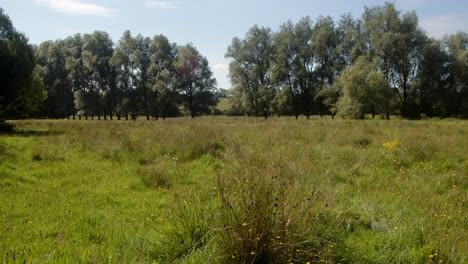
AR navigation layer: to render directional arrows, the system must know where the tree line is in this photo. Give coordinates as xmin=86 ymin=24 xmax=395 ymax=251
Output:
xmin=225 ymin=2 xmax=468 ymax=119
xmin=2 ymin=2 xmax=468 ymax=127
xmin=1 ymin=8 xmax=217 ymax=125
xmin=36 ymin=31 xmax=219 ymax=120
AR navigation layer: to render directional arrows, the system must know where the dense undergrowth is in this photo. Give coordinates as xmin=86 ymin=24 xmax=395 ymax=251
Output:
xmin=0 ymin=117 xmax=466 ymax=263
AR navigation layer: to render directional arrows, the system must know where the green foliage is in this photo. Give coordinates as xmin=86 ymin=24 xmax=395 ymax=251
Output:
xmin=336 ymin=56 xmax=393 ymax=119
xmin=148 ymin=35 xmax=178 ymax=119
xmin=174 ymin=44 xmax=217 ymax=118
xmin=362 ymin=3 xmax=427 ymax=118
xmin=226 ymin=25 xmax=275 ymax=118
xmin=273 ymin=17 xmax=316 ymax=118
xmin=0 ymin=8 xmax=44 ymax=121
xmin=223 ymin=2 xmax=466 ymax=119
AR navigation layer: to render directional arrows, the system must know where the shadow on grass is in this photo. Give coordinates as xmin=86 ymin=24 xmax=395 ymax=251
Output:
xmin=0 ymin=130 xmax=65 ymax=137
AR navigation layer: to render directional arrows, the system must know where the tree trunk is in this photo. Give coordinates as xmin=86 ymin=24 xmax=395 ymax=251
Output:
xmin=144 ymin=91 xmax=150 ymax=121
xmin=189 ymin=83 xmax=195 ymax=119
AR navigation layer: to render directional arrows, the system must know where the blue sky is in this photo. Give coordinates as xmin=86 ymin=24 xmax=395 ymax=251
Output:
xmin=1 ymin=0 xmax=467 ymax=89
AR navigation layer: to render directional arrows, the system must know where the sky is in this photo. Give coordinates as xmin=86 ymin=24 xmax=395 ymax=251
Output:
xmin=1 ymin=0 xmax=467 ymax=89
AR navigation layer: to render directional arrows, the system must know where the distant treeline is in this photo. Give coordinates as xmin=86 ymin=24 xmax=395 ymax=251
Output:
xmin=1 ymin=2 xmax=468 ymax=124
xmin=35 ymin=31 xmax=219 ymax=120
xmin=1 ymin=8 xmax=217 ymax=122
xmin=225 ymin=2 xmax=468 ymax=119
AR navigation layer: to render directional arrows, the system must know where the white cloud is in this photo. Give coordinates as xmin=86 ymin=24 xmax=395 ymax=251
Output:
xmin=144 ymin=0 xmax=179 ymax=9
xmin=214 ymin=63 xmax=229 ymax=71
xmin=35 ymin=0 xmax=115 ymax=16
xmin=421 ymin=15 xmax=468 ymax=38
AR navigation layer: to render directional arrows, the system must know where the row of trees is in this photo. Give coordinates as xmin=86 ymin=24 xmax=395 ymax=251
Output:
xmin=1 ymin=7 xmax=218 ymax=124
xmin=36 ymin=31 xmax=217 ymax=120
xmin=226 ymin=2 xmax=468 ymax=119
xmin=2 ymin=3 xmax=468 ymax=124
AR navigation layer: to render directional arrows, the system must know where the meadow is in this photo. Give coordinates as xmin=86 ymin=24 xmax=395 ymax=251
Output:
xmin=0 ymin=118 xmax=466 ymax=263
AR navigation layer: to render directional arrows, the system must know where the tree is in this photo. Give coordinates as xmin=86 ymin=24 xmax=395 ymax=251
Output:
xmin=273 ymin=17 xmax=315 ymax=118
xmin=312 ymin=16 xmax=339 ymax=116
xmin=336 ymin=14 xmax=365 ymax=71
xmin=362 ymin=2 xmax=427 ymax=118
xmin=417 ymin=39 xmax=452 ymax=117
xmin=312 ymin=16 xmax=338 ymax=85
xmin=81 ymin=31 xmax=114 ymax=120
xmin=226 ymin=26 xmax=275 ymax=118
xmin=389 ymin=12 xmax=427 ymax=118
xmin=315 ymin=83 xmax=341 ymax=119
xmin=336 ymin=56 xmax=393 ymax=119
xmin=133 ymin=34 xmax=152 ymax=120
xmin=148 ymin=34 xmax=178 ymax=119
xmin=110 ymin=30 xmax=136 ymax=120
xmin=36 ymin=40 xmax=74 ymax=118
xmin=63 ymin=34 xmax=87 ymax=120
xmin=174 ymin=44 xmax=217 ymax=118
xmin=0 ymin=8 xmax=44 ymax=129
xmin=445 ymin=32 xmax=468 ymax=117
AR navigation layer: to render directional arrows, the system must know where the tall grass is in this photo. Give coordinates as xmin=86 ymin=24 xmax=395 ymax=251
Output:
xmin=0 ymin=118 xmax=466 ymax=263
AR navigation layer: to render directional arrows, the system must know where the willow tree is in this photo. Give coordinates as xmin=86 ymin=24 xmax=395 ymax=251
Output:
xmin=226 ymin=26 xmax=275 ymax=118
xmin=148 ymin=34 xmax=177 ymax=119
xmin=337 ymin=56 xmax=394 ymax=119
xmin=273 ymin=17 xmax=315 ymax=118
xmin=174 ymin=44 xmax=216 ymax=118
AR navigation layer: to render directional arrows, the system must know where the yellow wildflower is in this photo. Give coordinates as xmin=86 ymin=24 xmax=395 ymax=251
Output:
xmin=383 ymin=139 xmax=401 ymax=150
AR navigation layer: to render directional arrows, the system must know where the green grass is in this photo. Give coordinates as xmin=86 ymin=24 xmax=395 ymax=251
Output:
xmin=0 ymin=117 xmax=466 ymax=263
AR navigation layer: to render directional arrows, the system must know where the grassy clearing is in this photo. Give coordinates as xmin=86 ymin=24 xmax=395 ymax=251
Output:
xmin=0 ymin=118 xmax=466 ymax=263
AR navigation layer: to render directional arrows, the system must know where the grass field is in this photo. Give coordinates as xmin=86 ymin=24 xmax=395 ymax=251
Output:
xmin=0 ymin=117 xmax=466 ymax=263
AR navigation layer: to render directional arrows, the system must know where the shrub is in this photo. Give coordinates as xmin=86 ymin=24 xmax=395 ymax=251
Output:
xmin=216 ymin=157 xmax=339 ymax=263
